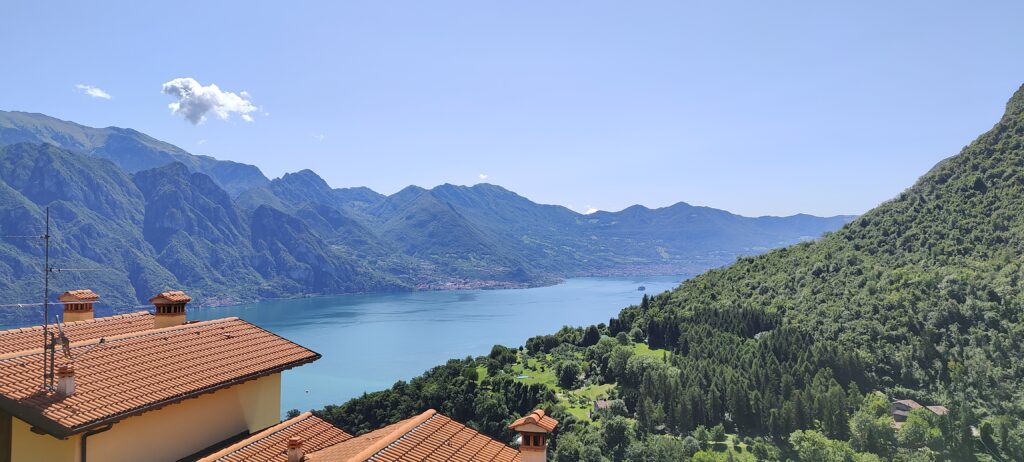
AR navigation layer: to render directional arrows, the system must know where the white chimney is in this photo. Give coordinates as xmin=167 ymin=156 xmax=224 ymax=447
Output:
xmin=287 ymin=437 xmax=304 ymax=462
xmin=56 ymin=364 xmax=75 ymax=397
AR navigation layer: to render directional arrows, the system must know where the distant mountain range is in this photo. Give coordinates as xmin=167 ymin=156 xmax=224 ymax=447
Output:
xmin=0 ymin=110 xmax=854 ymax=314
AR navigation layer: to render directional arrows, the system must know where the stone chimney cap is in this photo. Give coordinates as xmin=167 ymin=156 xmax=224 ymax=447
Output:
xmin=57 ymin=364 xmax=75 ymax=377
xmin=287 ymin=437 xmax=304 ymax=449
xmin=59 ymin=290 xmax=100 ymax=302
xmin=149 ymin=291 xmax=192 ymax=304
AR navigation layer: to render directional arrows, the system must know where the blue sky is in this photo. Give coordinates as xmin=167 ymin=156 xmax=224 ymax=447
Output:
xmin=2 ymin=1 xmax=1023 ymax=216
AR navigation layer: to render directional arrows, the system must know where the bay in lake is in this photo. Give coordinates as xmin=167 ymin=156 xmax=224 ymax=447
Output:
xmin=191 ymin=275 xmax=685 ymax=415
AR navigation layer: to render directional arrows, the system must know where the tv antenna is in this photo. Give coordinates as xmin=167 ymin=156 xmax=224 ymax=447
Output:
xmin=3 ymin=207 xmax=111 ymax=391
xmin=41 ymin=207 xmax=55 ymax=391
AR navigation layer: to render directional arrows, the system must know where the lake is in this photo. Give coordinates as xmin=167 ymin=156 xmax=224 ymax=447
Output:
xmin=190 ymin=275 xmax=685 ymax=415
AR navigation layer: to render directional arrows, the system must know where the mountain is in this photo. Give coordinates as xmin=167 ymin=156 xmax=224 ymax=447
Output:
xmin=610 ymin=83 xmax=1024 ymax=445
xmin=133 ymin=162 xmax=262 ymax=293
xmin=0 ymin=143 xmax=402 ymax=325
xmin=251 ymin=175 xmax=853 ymax=287
xmin=0 ymin=111 xmax=269 ymax=194
xmin=0 ymin=143 xmax=177 ymax=310
xmin=0 ymin=110 xmax=853 ymax=317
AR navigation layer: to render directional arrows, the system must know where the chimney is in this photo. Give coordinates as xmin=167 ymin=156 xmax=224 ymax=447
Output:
xmin=509 ymin=410 xmax=559 ymax=462
xmin=286 ymin=437 xmax=304 ymax=462
xmin=149 ymin=291 xmax=192 ymax=329
xmin=56 ymin=364 xmax=75 ymax=397
xmin=58 ymin=289 xmax=99 ymax=322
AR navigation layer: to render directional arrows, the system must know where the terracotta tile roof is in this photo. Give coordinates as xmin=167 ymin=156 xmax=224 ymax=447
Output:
xmin=306 ymin=412 xmax=432 ymax=462
xmin=58 ymin=289 xmax=100 ymax=302
xmin=0 ymin=311 xmax=153 ymax=356
xmin=150 ymin=290 xmax=192 ymax=303
xmin=0 ymin=317 xmax=319 ymax=437
xmin=198 ymin=412 xmax=352 ymax=462
xmin=508 ymin=409 xmax=558 ymax=432
xmin=307 ymin=410 xmax=520 ymax=462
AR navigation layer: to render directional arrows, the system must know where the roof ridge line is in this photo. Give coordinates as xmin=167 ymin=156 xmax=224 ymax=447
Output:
xmin=0 ymin=311 xmax=151 ymax=336
xmin=348 ymin=409 xmax=437 ymax=462
xmin=0 ymin=317 xmax=241 ymax=361
xmin=369 ymin=412 xmax=449 ymax=462
xmin=197 ymin=411 xmax=315 ymax=461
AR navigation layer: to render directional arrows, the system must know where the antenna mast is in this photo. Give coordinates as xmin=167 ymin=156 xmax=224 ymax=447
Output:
xmin=42 ymin=207 xmax=54 ymax=391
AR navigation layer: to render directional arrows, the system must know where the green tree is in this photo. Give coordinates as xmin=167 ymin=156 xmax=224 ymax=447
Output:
xmin=472 ymin=391 xmax=510 ymax=437
xmin=556 ymin=360 xmax=582 ymax=389
xmin=681 ymin=436 xmax=701 ymax=457
xmin=709 ymin=423 xmax=726 ymax=443
xmin=582 ymin=325 xmax=601 ymax=347
xmin=624 ymin=435 xmax=687 ymax=462
xmin=554 ymin=433 xmax=606 ymax=462
xmin=487 ymin=344 xmax=517 ymax=375
xmin=898 ymin=408 xmax=938 ymax=449
xmin=615 ymin=332 xmax=629 ymax=345
xmin=691 ymin=425 xmax=709 ymax=447
xmin=601 ymin=416 xmax=635 ymax=461
xmin=789 ymin=429 xmax=861 ymax=462
xmin=849 ymin=392 xmax=896 ymax=456
xmin=751 ymin=439 xmax=782 ymax=461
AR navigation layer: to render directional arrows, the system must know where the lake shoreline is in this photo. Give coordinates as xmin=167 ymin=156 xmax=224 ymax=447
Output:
xmin=190 ymin=275 xmax=688 ymax=415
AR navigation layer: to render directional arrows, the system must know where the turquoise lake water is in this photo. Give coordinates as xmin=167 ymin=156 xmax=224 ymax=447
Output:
xmin=190 ymin=275 xmax=686 ymax=415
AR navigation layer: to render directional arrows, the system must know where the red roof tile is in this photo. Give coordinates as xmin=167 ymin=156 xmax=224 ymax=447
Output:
xmin=0 ymin=311 xmax=154 ymax=356
xmin=150 ymin=290 xmax=192 ymax=304
xmin=58 ymin=289 xmax=100 ymax=302
xmin=307 ymin=410 xmax=520 ymax=462
xmin=198 ymin=412 xmax=352 ymax=462
xmin=508 ymin=409 xmax=558 ymax=432
xmin=0 ymin=317 xmax=318 ymax=437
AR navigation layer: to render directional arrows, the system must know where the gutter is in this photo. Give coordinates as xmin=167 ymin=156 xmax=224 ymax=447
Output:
xmin=80 ymin=424 xmax=113 ymax=462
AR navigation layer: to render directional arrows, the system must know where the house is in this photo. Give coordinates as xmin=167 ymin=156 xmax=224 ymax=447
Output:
xmin=891 ymin=399 xmax=949 ymax=429
xmin=0 ymin=289 xmax=558 ymax=462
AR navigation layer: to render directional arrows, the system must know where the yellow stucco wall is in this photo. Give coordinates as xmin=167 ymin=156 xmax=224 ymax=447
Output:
xmin=11 ymin=419 xmax=79 ymax=462
xmin=11 ymin=373 xmax=281 ymax=462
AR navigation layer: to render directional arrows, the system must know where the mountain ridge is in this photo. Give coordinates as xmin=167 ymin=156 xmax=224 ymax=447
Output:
xmin=0 ymin=111 xmax=854 ymax=319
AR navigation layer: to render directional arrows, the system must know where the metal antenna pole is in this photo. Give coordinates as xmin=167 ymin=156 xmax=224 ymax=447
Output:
xmin=42 ymin=207 xmax=52 ymax=391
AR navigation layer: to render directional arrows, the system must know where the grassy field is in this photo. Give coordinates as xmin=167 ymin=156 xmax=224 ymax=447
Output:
xmin=632 ymin=342 xmax=669 ymax=359
xmin=510 ymin=356 xmax=558 ymax=387
xmin=501 ymin=340 xmax=671 ymax=422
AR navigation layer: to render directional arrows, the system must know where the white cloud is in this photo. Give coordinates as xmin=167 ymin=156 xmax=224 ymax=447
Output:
xmin=197 ymin=139 xmax=207 ymax=145
xmin=75 ymin=84 xmax=111 ymax=99
xmin=478 ymin=174 xmax=489 ymax=180
xmin=314 ymin=133 xmax=325 ymax=141
xmin=161 ymin=77 xmax=258 ymax=125
xmin=584 ymin=206 xmax=599 ymax=214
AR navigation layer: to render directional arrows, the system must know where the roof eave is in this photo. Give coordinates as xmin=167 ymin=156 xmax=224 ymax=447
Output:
xmin=0 ymin=352 xmax=321 ymax=440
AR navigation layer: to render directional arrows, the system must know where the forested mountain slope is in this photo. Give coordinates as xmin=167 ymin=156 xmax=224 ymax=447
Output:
xmin=637 ymin=83 xmax=1024 ymax=412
